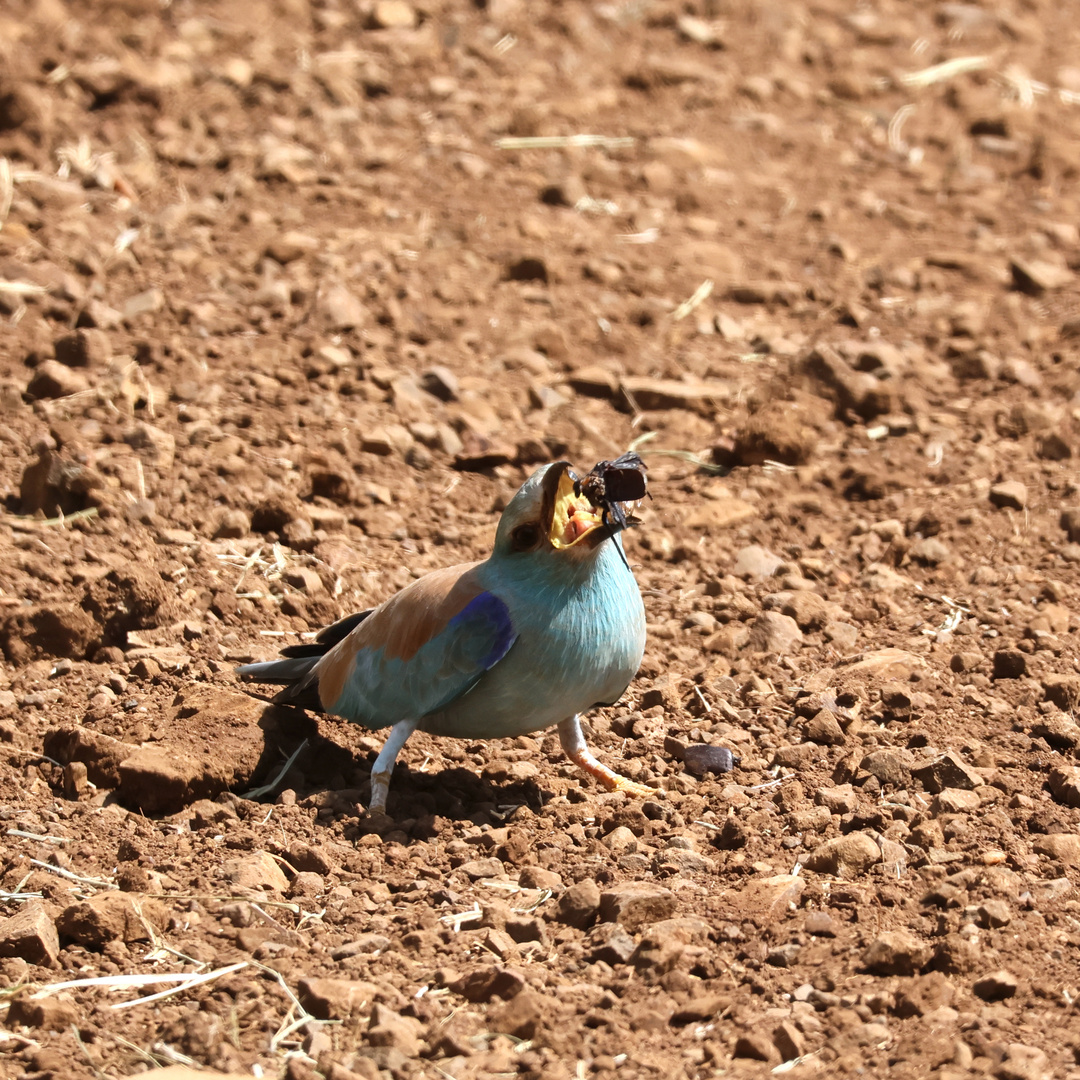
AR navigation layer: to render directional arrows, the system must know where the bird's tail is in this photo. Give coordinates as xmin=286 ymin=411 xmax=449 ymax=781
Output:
xmin=235 ymin=656 xmax=320 ymax=685
xmin=235 ymin=607 xmax=374 ymax=710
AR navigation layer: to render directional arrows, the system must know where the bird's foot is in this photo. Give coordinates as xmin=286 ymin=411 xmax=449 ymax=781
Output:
xmin=366 ymin=775 xmax=391 ymax=815
xmin=601 ymin=773 xmax=656 ymax=798
xmin=558 ymin=714 xmax=656 ymax=799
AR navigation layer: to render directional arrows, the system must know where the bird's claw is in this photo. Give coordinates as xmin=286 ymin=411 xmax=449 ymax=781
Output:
xmin=604 ymin=775 xmax=656 ymax=798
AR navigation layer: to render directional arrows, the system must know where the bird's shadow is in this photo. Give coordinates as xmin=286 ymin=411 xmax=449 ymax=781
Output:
xmin=243 ymin=699 xmax=557 ymax=843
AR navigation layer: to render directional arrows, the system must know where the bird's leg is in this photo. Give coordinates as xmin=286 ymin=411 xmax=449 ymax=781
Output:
xmin=367 ymin=718 xmax=419 ymax=813
xmin=558 ymin=714 xmax=654 ymax=797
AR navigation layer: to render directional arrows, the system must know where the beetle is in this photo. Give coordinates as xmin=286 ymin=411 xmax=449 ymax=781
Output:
xmin=573 ymin=452 xmax=649 ymax=531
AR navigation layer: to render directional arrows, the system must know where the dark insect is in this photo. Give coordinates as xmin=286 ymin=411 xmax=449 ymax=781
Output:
xmin=574 ymin=451 xmax=650 ymax=531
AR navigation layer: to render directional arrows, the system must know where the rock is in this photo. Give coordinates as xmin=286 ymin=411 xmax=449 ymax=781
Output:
xmin=506 ymin=256 xmax=548 ymax=283
xmin=1033 ymin=833 xmax=1080 ymax=868
xmin=125 ymin=422 xmax=176 ymax=469
xmin=909 ymin=537 xmax=951 ymax=566
xmin=803 ymin=832 xmax=880 ymax=878
xmin=453 ymin=443 xmax=516 ymax=471
xmin=972 ymin=970 xmax=1018 ymax=1001
xmin=682 ymin=744 xmax=738 ymax=776
xmin=118 ymin=746 xmax=231 ymax=815
xmin=555 ymin=880 xmax=601 ymax=928
xmin=815 ymin=783 xmax=858 ymax=814
xmin=26 ymin=359 xmax=90 ymax=399
xmin=996 ymin=1043 xmax=1049 ymax=1080
xmin=620 ymin=376 xmax=730 ymax=414
xmin=950 ymin=651 xmax=983 ymax=673
xmin=1061 ymin=508 xmax=1080 ymax=543
xmin=746 ymin=612 xmax=803 ymax=655
xmin=732 ymin=1032 xmax=780 ymax=1063
xmin=669 ymin=993 xmax=733 ymax=1024
xmin=1010 ymin=256 xmax=1073 ymax=294
xmin=222 ymin=852 xmax=289 ymax=893
xmin=992 ymin=648 xmax=1027 ymax=680
xmin=1043 ymin=676 xmax=1080 ymax=712
xmin=565 ymin=365 xmax=619 ymax=398
xmin=602 ymin=825 xmax=637 ymax=853
xmin=42 ymin=726 xmax=136 ymax=787
xmin=804 ymin=911 xmax=839 ymax=936
xmin=629 ymin=917 xmax=709 ymax=975
xmin=930 ymin=789 xmax=980 ymax=814
xmin=7 ymin=992 xmax=79 ymax=1030
xmin=0 ymin=901 xmax=60 ymax=966
xmin=488 ymin=990 xmax=550 ymax=1039
xmin=214 ymin=508 xmax=250 ymax=539
xmin=368 ymin=1002 xmax=423 ymax=1056
xmin=912 ymin=751 xmax=983 ymax=793
xmin=457 ymin=857 xmax=505 ymax=880
xmin=733 ymin=544 xmax=784 ymax=579
xmin=860 ymin=748 xmax=912 ymax=786
xmin=298 ymin=977 xmax=382 ymax=1020
xmin=1 ymin=603 xmax=100 ymax=666
xmin=782 ymin=591 xmax=829 ymax=630
xmin=1037 ymin=432 xmax=1072 ymax=460
xmin=584 ymin=923 xmax=637 ymax=965
xmin=447 ymin=965 xmax=526 ymax=1003
xmin=969 ymin=903 xmax=1010 ymax=934
xmin=54 ymin=328 xmax=111 ymax=367
xmin=283 ymin=566 xmax=324 ymax=593
xmin=683 ymin=498 xmax=758 ymax=531
xmin=518 ymin=866 xmax=562 ymax=890
xmin=317 ymin=283 xmax=366 ymax=330
xmin=773 ymin=1021 xmax=806 ymax=1061
xmin=805 ymin=710 xmax=845 ymax=745
xmin=368 ymin=0 xmax=417 ymax=29
xmin=420 ymin=365 xmax=459 ymax=402
xmin=287 ymin=842 xmax=334 ymax=875
xmin=56 ymin=893 xmax=169 ymax=948
xmin=289 ymin=872 xmax=325 ymax=898
xmin=863 ymin=930 xmax=932 ymax=976
xmin=989 ymin=481 xmax=1027 ymax=511
xmin=123 ymin=287 xmax=165 ymax=319
xmin=599 ymin=883 xmax=676 ymax=931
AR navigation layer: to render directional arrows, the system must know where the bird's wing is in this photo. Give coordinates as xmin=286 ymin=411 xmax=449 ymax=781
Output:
xmin=313 ymin=562 xmax=517 ymax=725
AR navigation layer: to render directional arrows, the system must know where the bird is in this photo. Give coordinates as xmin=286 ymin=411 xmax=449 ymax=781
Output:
xmin=236 ymin=460 xmax=652 ymax=813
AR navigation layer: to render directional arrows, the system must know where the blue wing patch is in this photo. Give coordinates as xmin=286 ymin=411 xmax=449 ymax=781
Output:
xmin=326 ymin=590 xmax=517 ymax=726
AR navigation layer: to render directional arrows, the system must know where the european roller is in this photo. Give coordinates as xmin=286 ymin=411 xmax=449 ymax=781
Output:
xmin=237 ymin=461 xmax=651 ymax=813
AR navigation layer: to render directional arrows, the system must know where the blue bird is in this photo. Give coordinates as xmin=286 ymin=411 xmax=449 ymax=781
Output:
xmin=237 ymin=461 xmax=651 ymax=813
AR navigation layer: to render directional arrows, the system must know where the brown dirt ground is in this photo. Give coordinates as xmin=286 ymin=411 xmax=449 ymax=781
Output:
xmin=2 ymin=0 xmax=1080 ymax=1077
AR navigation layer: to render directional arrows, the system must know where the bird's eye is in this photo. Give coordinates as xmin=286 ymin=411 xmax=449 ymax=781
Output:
xmin=510 ymin=522 xmax=541 ymax=551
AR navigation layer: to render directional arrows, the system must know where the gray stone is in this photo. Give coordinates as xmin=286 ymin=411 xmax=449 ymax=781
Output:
xmin=27 ymin=360 xmax=90 ymax=399
xmin=862 ymin=930 xmax=932 ymax=976
xmin=912 ymin=751 xmax=983 ymax=793
xmin=733 ymin=544 xmax=784 ymax=579
xmin=555 ymin=880 xmax=601 ymax=929
xmin=992 ymin=649 xmax=1026 ymax=679
xmin=598 ymin=883 xmax=676 ymax=931
xmin=0 ymin=901 xmax=60 ymax=967
xmin=989 ymin=481 xmax=1027 ymax=511
xmin=803 ymin=832 xmax=880 ymax=878
xmin=746 ymin=611 xmax=803 ymax=655
xmin=972 ymin=970 xmax=1018 ymax=1001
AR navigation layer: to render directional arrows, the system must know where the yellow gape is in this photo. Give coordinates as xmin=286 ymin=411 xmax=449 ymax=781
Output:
xmin=548 ymin=468 xmax=604 ymax=549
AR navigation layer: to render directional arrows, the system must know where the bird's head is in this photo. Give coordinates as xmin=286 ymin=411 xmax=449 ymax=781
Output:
xmin=493 ymin=461 xmax=629 ymax=563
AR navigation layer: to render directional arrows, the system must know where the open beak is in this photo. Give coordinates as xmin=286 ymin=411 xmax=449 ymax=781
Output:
xmin=541 ymin=462 xmax=623 ymax=551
